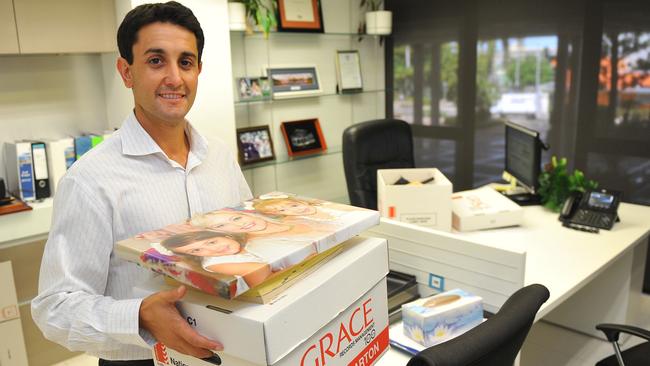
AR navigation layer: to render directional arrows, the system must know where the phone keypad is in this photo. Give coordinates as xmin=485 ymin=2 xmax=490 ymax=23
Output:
xmin=574 ymin=209 xmax=614 ymax=229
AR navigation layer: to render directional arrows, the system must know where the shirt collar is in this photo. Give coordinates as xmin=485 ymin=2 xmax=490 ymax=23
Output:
xmin=120 ymin=111 xmax=208 ymax=161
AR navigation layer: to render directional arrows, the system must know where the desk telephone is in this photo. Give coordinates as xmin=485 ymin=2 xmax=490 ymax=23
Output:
xmin=559 ymin=189 xmax=621 ymax=232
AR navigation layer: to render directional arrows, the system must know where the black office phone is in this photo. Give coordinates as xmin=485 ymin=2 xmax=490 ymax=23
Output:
xmin=559 ymin=189 xmax=621 ymax=231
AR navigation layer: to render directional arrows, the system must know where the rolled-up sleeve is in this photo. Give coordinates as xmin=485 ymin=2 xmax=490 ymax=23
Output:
xmin=31 ymin=175 xmax=150 ymax=353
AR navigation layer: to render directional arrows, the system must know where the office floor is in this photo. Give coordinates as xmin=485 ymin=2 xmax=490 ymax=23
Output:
xmin=49 ymin=319 xmax=647 ymax=366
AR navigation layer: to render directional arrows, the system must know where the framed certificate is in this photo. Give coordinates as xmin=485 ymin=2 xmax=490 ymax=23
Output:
xmin=277 ymin=0 xmax=324 ymax=33
xmin=335 ymin=50 xmax=363 ymax=93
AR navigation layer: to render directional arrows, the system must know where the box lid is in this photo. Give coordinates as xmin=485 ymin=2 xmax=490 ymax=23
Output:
xmin=452 ymin=187 xmax=522 ymax=218
xmin=137 ymin=236 xmax=388 ymax=365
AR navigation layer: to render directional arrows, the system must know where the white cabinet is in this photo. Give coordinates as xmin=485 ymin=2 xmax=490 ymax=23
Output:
xmin=13 ymin=0 xmax=117 ymax=54
xmin=0 ymin=0 xmax=19 ymax=54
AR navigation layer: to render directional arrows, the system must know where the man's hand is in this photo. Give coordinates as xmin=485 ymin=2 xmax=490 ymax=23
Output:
xmin=140 ymin=286 xmax=223 ymax=358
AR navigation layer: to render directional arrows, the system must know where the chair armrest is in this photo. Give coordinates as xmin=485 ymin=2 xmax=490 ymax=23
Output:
xmin=596 ymin=323 xmax=650 ymax=343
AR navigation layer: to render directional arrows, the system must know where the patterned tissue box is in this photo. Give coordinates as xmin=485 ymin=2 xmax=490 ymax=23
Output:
xmin=402 ymin=289 xmax=483 ymax=347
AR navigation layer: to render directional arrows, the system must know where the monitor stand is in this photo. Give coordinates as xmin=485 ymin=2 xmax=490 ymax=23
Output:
xmin=505 ymin=192 xmax=542 ymax=206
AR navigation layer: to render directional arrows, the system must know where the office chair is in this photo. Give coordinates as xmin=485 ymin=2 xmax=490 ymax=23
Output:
xmin=342 ymin=119 xmax=414 ymax=209
xmin=595 ymin=323 xmax=650 ymax=366
xmin=407 ymin=284 xmax=550 ymax=366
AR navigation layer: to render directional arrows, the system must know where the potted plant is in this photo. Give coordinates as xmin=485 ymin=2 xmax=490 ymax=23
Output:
xmin=243 ymin=0 xmax=277 ymax=38
xmin=537 ymin=156 xmax=598 ymax=212
xmin=228 ymin=1 xmax=247 ymax=31
xmin=361 ymin=0 xmax=391 ymax=35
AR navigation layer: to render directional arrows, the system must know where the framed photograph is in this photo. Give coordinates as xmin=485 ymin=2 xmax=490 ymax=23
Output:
xmin=267 ymin=66 xmax=322 ymax=99
xmin=236 ymin=125 xmax=276 ymax=165
xmin=236 ymin=77 xmax=271 ymax=101
xmin=277 ymin=0 xmax=323 ymax=33
xmin=280 ymin=118 xmax=327 ymax=156
xmin=336 ymin=50 xmax=363 ymax=93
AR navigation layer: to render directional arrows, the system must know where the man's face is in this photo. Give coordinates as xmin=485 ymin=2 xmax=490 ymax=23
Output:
xmin=204 ymin=212 xmax=268 ymax=233
xmin=117 ymin=22 xmax=201 ymax=125
xmin=173 ymin=236 xmax=240 ymax=257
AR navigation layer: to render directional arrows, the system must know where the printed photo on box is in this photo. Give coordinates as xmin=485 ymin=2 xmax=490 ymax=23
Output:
xmin=236 ymin=126 xmax=275 ymax=165
xmin=116 ymin=192 xmax=378 ymax=300
xmin=237 ymin=77 xmax=271 ymax=101
xmin=280 ymin=118 xmax=327 ymax=156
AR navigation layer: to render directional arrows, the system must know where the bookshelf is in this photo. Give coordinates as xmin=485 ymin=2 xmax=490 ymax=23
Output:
xmin=231 ymin=17 xmax=386 ymax=202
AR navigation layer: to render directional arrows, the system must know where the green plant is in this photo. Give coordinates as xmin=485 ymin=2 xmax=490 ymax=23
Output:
xmin=537 ymin=156 xmax=598 ymax=212
xmin=239 ymin=0 xmax=277 ymax=38
xmin=360 ymin=0 xmax=383 ymax=11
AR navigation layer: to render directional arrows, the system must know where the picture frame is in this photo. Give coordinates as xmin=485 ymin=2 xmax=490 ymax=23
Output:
xmin=277 ymin=0 xmax=324 ymax=33
xmin=335 ymin=50 xmax=363 ymax=94
xmin=267 ymin=66 xmax=322 ymax=99
xmin=236 ymin=125 xmax=276 ymax=165
xmin=236 ymin=77 xmax=271 ymax=101
xmin=280 ymin=118 xmax=327 ymax=157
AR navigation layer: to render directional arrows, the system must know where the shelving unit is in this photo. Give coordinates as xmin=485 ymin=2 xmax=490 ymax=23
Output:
xmin=230 ymin=24 xmax=386 ymax=202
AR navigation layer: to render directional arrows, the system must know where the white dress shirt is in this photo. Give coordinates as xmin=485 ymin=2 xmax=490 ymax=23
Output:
xmin=31 ymin=112 xmax=252 ymax=360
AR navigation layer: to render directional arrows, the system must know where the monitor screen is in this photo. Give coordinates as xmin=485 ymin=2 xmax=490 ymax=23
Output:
xmin=504 ymin=122 xmax=541 ymax=192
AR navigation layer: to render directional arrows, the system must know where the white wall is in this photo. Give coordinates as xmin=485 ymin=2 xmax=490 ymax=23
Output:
xmin=0 ymin=54 xmax=109 ymax=179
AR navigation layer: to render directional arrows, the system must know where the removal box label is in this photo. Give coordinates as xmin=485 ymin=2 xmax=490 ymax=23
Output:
xmin=152 ymin=279 xmax=389 ymax=366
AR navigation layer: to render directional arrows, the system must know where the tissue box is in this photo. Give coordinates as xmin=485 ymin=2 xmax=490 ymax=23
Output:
xmin=377 ymin=168 xmax=452 ymax=232
xmin=402 ymin=289 xmax=483 ymax=347
xmin=142 ymin=236 xmax=390 ymax=366
xmin=451 ymin=186 xmax=523 ymax=231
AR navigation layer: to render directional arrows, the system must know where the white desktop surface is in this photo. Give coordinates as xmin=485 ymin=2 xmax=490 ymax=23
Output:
xmin=455 ymin=202 xmax=650 ymax=319
xmin=377 ymin=202 xmax=650 ymax=366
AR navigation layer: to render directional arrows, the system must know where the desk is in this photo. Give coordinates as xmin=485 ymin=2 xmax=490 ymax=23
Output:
xmin=374 ymin=202 xmax=650 ymax=366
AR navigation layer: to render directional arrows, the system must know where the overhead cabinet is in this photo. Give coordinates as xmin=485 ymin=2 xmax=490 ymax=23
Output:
xmin=7 ymin=0 xmax=116 ymax=54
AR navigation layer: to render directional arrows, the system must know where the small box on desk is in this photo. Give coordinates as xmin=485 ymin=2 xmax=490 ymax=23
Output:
xmin=377 ymin=168 xmax=452 ymax=232
xmin=452 ymin=186 xmax=523 ymax=231
xmin=141 ymin=236 xmax=390 ymax=366
xmin=401 ymin=289 xmax=483 ymax=347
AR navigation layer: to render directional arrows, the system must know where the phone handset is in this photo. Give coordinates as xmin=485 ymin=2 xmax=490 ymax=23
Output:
xmin=560 ymin=191 xmax=581 ymax=221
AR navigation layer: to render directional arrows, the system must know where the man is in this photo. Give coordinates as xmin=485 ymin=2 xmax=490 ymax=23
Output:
xmin=31 ymin=2 xmax=252 ymax=365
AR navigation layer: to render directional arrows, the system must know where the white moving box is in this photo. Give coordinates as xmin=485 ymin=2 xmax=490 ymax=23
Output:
xmin=451 ymin=187 xmax=523 ymax=231
xmin=377 ymin=168 xmax=452 ymax=232
xmin=139 ymin=236 xmax=390 ymax=366
xmin=0 ymin=262 xmax=28 ymax=366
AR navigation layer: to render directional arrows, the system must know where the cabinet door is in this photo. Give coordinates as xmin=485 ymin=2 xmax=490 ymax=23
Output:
xmin=0 ymin=0 xmax=19 ymax=54
xmin=14 ymin=0 xmax=117 ymax=54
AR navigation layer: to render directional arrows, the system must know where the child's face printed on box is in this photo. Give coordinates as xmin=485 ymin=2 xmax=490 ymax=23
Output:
xmin=204 ymin=212 xmax=268 ymax=233
xmin=173 ymin=236 xmax=241 ymax=257
xmin=263 ymin=200 xmax=317 ymax=216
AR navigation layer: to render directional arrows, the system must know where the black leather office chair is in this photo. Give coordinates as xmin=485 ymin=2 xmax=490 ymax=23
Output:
xmin=342 ymin=119 xmax=414 ymax=209
xmin=407 ymin=284 xmax=550 ymax=366
xmin=595 ymin=324 xmax=650 ymax=366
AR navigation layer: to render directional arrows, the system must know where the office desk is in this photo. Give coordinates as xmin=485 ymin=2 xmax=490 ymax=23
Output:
xmin=374 ymin=202 xmax=650 ymax=366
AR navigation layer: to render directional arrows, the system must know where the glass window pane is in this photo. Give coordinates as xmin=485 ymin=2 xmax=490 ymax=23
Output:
xmin=474 ymin=36 xmax=558 ymax=187
xmin=413 ymin=137 xmax=456 ymax=184
xmin=393 ymin=42 xmax=459 ymax=126
xmin=596 ymin=31 xmax=650 ymax=141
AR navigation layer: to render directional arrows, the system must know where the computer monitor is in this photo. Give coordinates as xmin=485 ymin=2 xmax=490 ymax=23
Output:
xmin=504 ymin=121 xmax=542 ymax=194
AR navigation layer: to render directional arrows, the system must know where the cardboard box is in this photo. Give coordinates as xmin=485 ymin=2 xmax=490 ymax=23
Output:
xmin=377 ymin=168 xmax=452 ymax=232
xmin=401 ymin=289 xmax=483 ymax=347
xmin=451 ymin=187 xmax=523 ymax=231
xmin=0 ymin=262 xmax=28 ymax=366
xmin=139 ymin=236 xmax=390 ymax=366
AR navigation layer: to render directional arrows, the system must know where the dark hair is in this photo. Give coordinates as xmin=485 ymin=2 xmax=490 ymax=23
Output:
xmin=161 ymin=231 xmax=247 ymax=253
xmin=117 ymin=1 xmax=205 ymax=65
